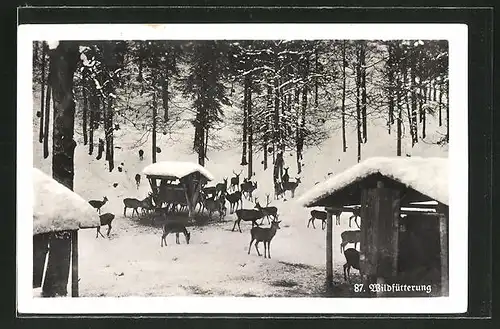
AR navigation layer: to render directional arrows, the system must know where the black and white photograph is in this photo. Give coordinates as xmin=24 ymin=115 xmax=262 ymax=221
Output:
xmin=17 ymin=23 xmax=468 ymax=314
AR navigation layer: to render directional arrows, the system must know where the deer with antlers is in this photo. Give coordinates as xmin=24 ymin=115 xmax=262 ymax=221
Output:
xmin=254 ymin=194 xmax=278 ymax=225
xmin=230 ymin=170 xmax=243 ymax=192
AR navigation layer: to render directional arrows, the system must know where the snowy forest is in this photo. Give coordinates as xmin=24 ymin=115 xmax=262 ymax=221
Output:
xmin=33 ymin=39 xmax=448 ymax=186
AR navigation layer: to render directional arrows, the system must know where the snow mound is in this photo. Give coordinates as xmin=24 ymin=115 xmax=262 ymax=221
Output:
xmin=142 ymin=161 xmax=215 ymax=181
xmin=33 ymin=168 xmax=100 ymax=235
xmin=298 ymin=156 xmax=448 ymax=207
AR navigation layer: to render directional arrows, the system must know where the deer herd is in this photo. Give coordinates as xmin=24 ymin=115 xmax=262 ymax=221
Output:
xmin=87 ymin=166 xmax=363 ymax=281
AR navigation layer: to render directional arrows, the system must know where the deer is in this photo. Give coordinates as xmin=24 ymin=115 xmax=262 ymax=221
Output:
xmin=343 ymin=248 xmax=361 ymax=282
xmin=349 ymin=206 xmax=361 ymax=228
xmin=232 ymin=208 xmax=264 ymax=233
xmin=226 ymin=190 xmax=242 ymax=214
xmin=161 ymin=218 xmax=191 ymax=247
xmin=215 ymin=178 xmax=228 ymax=196
xmin=307 ymin=210 xmax=328 ymax=230
xmin=138 ymin=149 xmax=144 ymax=161
xmin=123 ymin=197 xmax=142 ymax=217
xmin=96 ymin=213 xmax=115 ymax=238
xmin=135 ymin=174 xmax=141 ymax=189
xmin=282 ymin=167 xmax=290 ymax=184
xmin=254 ymin=195 xmax=278 ymax=225
xmin=340 ymin=230 xmax=361 ymax=253
xmin=241 ymin=180 xmax=257 ymax=201
xmin=204 ymin=195 xmax=226 ymax=221
xmin=248 ymin=219 xmax=281 ymax=259
xmin=89 ymin=196 xmax=108 ymax=214
xmin=282 ymin=177 xmax=301 ymax=198
xmin=140 ymin=193 xmax=155 ymax=216
xmin=230 ymin=170 xmax=243 ymax=192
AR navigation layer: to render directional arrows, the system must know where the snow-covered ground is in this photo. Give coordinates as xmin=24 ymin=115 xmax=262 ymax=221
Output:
xmin=32 ymin=89 xmax=448 ymax=297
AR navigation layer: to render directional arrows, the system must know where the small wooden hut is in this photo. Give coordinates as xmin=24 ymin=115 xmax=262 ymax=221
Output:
xmin=298 ymin=157 xmax=449 ymax=297
xmin=142 ymin=161 xmax=215 ymax=220
xmin=33 ymin=168 xmax=100 ymax=297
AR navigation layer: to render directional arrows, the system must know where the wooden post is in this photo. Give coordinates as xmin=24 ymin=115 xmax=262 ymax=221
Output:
xmin=71 ymin=230 xmax=79 ymax=297
xmin=439 ymin=209 xmax=449 ymax=296
xmin=326 ymin=211 xmax=333 ymax=284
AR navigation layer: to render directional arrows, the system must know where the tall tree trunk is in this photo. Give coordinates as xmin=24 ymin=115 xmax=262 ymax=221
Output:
xmin=43 ymin=76 xmax=52 ymax=159
xmin=49 ymin=42 xmax=79 ymax=189
xmin=274 ymin=76 xmax=280 ymax=153
xmin=39 ymin=43 xmax=46 ymax=143
xmin=263 ymin=85 xmax=272 ymax=171
xmin=433 ymin=80 xmax=437 ymax=101
xmin=241 ymin=76 xmax=248 ymax=166
xmin=445 ymin=80 xmax=449 ymax=142
xmin=438 ymin=82 xmax=443 ymax=126
xmin=162 ymin=73 xmax=169 ymax=122
xmin=82 ymin=85 xmax=88 ymax=145
xmin=295 ymin=85 xmax=301 ymax=174
xmin=106 ymin=95 xmax=114 ymax=172
xmin=152 ymin=90 xmax=157 ymax=164
xmin=314 ymin=48 xmax=319 ymax=108
xmin=356 ymin=46 xmax=362 ymax=163
xmin=410 ymin=65 xmax=418 ymax=146
xmin=88 ymin=93 xmax=97 ymax=155
xmin=397 ymin=82 xmax=402 ymax=156
xmin=360 ymin=43 xmax=367 ymax=143
xmin=247 ymin=80 xmax=253 ymax=180
xmin=341 ymin=41 xmax=347 ymax=153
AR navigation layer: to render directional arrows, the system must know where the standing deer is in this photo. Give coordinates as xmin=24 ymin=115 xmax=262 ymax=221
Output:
xmin=89 ymin=196 xmax=108 ymax=214
xmin=282 ymin=167 xmax=290 ymax=184
xmin=123 ymin=197 xmax=142 ymax=217
xmin=135 ymin=174 xmax=141 ymax=189
xmin=226 ymin=191 xmax=242 ymax=214
xmin=343 ymin=248 xmax=360 ymax=282
xmin=161 ymin=219 xmax=191 ymax=247
xmin=232 ymin=208 xmax=264 ymax=233
xmin=241 ymin=181 xmax=257 ymax=201
xmin=96 ymin=213 xmax=115 ymax=238
xmin=248 ymin=219 xmax=281 ymax=258
xmin=204 ymin=196 xmax=226 ymax=221
xmin=307 ymin=210 xmax=327 ymax=230
xmin=349 ymin=206 xmax=361 ymax=228
xmin=282 ymin=177 xmax=301 ymax=198
xmin=340 ymin=230 xmax=361 ymax=253
xmin=215 ymin=178 xmax=228 ymax=196
xmin=230 ymin=170 xmax=243 ymax=192
xmin=254 ymin=196 xmax=278 ymax=225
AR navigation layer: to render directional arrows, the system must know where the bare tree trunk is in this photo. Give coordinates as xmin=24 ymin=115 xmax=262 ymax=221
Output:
xmin=439 ymin=81 xmax=443 ymax=126
xmin=49 ymin=42 xmax=79 ymax=190
xmin=241 ymin=76 xmax=248 ymax=166
xmin=410 ymin=65 xmax=418 ymax=146
xmin=39 ymin=43 xmax=46 ymax=143
xmin=341 ymin=40 xmax=347 ymax=152
xmin=356 ymin=46 xmax=362 ymax=163
xmin=105 ymin=96 xmax=114 ymax=172
xmin=263 ymin=85 xmax=272 ymax=171
xmin=82 ymin=85 xmax=88 ymax=145
xmin=162 ymin=73 xmax=169 ymax=122
xmin=274 ymin=76 xmax=280 ymax=152
xmin=314 ymin=48 xmax=319 ymax=108
xmin=88 ymin=94 xmax=96 ymax=155
xmin=397 ymin=82 xmax=402 ymax=156
xmin=152 ymin=89 xmax=157 ymax=164
xmin=360 ymin=43 xmax=367 ymax=143
xmin=43 ymin=77 xmax=52 ymax=159
xmin=247 ymin=79 xmax=253 ymax=180
xmin=446 ymin=80 xmax=449 ymax=142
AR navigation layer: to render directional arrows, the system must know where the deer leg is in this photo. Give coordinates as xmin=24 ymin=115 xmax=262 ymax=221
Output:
xmin=232 ymin=219 xmax=238 ymax=232
xmin=124 ymin=207 xmax=127 ymax=217
xmin=340 ymin=242 xmax=346 ymax=253
xmin=254 ymin=241 xmax=261 ymax=256
xmin=107 ymin=224 xmax=112 ymax=237
xmin=96 ymin=227 xmax=105 ymax=238
xmin=248 ymin=238 xmax=255 ymax=254
xmin=343 ymin=263 xmax=349 ymax=281
xmin=161 ymin=234 xmax=167 ymax=247
xmin=355 ymin=217 xmax=360 ymax=229
xmin=264 ymin=241 xmax=267 ymax=258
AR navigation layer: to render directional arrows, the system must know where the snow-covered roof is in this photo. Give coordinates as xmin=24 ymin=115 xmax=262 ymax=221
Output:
xmin=142 ymin=161 xmax=215 ymax=181
xmin=33 ymin=168 xmax=100 ymax=235
xmin=298 ymin=156 xmax=448 ymax=207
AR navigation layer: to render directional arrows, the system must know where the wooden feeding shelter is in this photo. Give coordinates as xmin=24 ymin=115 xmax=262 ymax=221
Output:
xmin=298 ymin=157 xmax=449 ymax=296
xmin=33 ymin=168 xmax=100 ymax=297
xmin=142 ymin=161 xmax=215 ymax=220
